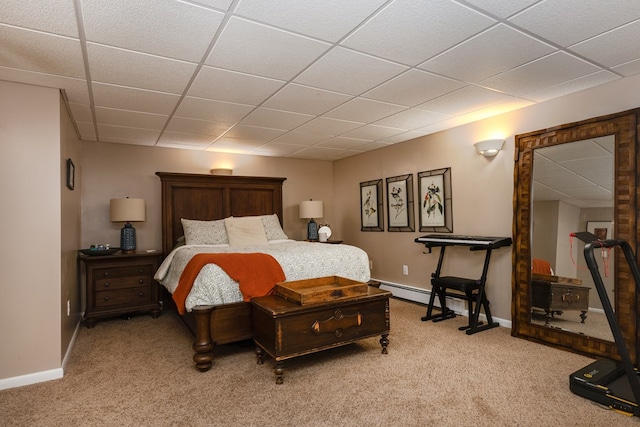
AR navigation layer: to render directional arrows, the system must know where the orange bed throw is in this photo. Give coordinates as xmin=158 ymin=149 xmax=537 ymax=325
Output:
xmin=173 ymin=253 xmax=285 ymax=315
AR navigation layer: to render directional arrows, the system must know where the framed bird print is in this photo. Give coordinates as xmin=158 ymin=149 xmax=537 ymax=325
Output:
xmin=418 ymin=167 xmax=453 ymax=233
xmin=386 ymin=174 xmax=414 ymax=232
xmin=360 ymin=179 xmax=383 ymax=231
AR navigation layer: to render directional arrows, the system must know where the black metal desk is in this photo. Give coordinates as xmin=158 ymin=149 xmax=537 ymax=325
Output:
xmin=414 ymin=235 xmax=512 ymax=335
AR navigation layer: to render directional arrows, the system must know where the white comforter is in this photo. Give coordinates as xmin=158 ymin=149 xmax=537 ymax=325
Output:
xmin=154 ymin=240 xmax=371 ymax=312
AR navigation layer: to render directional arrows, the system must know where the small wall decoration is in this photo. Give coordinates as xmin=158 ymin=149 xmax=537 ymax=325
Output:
xmin=587 ymin=220 xmax=613 ymax=240
xmin=386 ymin=174 xmax=414 ymax=232
xmin=418 ymin=167 xmax=453 ymax=233
xmin=66 ymin=158 xmax=75 ymax=190
xmin=360 ymin=179 xmax=384 ymax=231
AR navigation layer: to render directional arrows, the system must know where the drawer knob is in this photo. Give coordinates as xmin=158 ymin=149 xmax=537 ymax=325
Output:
xmin=139 ymin=279 xmax=144 ymax=284
xmin=103 ymin=272 xmax=109 ymax=277
xmin=138 ymin=269 xmax=143 ymax=273
xmin=104 ymin=296 xmax=109 ymax=301
xmin=104 ymin=282 xmax=110 ymax=287
xmin=139 ymin=292 xmax=144 ymax=297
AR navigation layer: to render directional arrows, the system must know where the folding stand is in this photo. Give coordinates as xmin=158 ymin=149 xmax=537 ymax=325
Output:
xmin=414 ymin=235 xmax=512 ymax=335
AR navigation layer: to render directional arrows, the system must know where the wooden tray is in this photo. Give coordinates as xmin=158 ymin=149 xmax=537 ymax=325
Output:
xmin=275 ymin=276 xmax=368 ymax=306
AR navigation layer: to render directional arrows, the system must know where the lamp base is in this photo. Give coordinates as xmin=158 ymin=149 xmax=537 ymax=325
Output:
xmin=121 ymin=223 xmax=137 ymax=253
xmin=307 ymin=218 xmax=319 ymax=241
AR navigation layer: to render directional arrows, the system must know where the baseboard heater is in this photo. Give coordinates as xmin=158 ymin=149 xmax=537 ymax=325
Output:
xmin=376 ymin=281 xmax=466 ymax=315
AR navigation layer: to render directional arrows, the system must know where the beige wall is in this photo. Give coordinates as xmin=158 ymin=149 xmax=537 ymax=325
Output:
xmin=80 ymin=143 xmax=335 ymax=251
xmin=60 ymin=97 xmax=82 ymax=359
xmin=334 ymin=73 xmax=640 ymax=321
xmin=0 ymin=81 xmax=62 ymax=379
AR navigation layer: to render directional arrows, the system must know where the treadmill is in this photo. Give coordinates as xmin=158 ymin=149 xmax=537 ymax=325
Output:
xmin=569 ymin=232 xmax=640 ymax=416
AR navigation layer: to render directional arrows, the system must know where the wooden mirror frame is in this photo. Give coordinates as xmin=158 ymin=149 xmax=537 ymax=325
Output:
xmin=512 ymin=109 xmax=639 ymax=362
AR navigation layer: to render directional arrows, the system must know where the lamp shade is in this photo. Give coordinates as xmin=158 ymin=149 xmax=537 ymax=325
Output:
xmin=110 ymin=198 xmax=146 ymax=222
xmin=299 ymin=200 xmax=323 ymax=219
xmin=474 ymin=139 xmax=505 ymax=157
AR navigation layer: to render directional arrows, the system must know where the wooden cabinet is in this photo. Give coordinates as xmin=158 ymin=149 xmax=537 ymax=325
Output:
xmin=80 ymin=251 xmax=162 ymax=328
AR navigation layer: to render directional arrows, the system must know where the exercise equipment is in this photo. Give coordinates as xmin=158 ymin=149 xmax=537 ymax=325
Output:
xmin=569 ymin=232 xmax=640 ymax=416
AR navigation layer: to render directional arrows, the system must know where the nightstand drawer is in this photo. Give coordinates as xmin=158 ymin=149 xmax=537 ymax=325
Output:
xmin=94 ymin=265 xmax=153 ymax=280
xmin=95 ymin=275 xmax=152 ymax=291
xmin=95 ymin=286 xmax=153 ymax=308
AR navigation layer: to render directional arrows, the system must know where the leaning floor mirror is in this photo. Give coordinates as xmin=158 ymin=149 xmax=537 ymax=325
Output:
xmin=512 ymin=109 xmax=639 ymax=363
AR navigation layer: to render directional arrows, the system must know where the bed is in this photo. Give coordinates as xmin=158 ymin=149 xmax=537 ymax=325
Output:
xmin=154 ymin=172 xmax=371 ymax=371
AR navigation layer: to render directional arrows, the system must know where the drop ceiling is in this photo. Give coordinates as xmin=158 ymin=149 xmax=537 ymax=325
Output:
xmin=2 ymin=0 xmax=640 ymax=160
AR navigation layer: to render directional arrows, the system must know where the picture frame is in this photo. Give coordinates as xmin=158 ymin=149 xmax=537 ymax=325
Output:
xmin=360 ymin=179 xmax=384 ymax=231
xmin=418 ymin=167 xmax=453 ymax=233
xmin=66 ymin=158 xmax=75 ymax=190
xmin=587 ymin=220 xmax=613 ymax=241
xmin=386 ymin=174 xmax=414 ymax=232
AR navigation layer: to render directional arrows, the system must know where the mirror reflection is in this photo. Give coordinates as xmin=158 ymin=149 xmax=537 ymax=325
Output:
xmin=530 ymin=135 xmax=615 ymax=341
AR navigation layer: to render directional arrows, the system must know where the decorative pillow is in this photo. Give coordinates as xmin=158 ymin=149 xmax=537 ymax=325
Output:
xmin=260 ymin=214 xmax=288 ymax=241
xmin=225 ymin=216 xmax=269 ymax=247
xmin=181 ymin=218 xmax=229 ymax=245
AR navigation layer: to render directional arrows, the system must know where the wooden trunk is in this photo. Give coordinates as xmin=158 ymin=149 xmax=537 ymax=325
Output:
xmin=275 ymin=276 xmax=368 ymax=306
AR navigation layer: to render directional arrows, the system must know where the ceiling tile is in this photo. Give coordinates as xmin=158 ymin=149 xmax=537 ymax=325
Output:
xmin=0 ymin=25 xmax=85 ymax=78
xmin=207 ymin=137 xmax=266 ymax=153
xmin=342 ymin=0 xmax=495 ymax=65
xmin=0 ymin=0 xmax=78 ymax=37
xmin=156 ymin=131 xmax=215 ymax=149
xmin=175 ymin=97 xmax=254 ymax=123
xmin=97 ymin=124 xmax=160 ymax=146
xmin=87 ymin=43 xmax=197 ymax=93
xmin=374 ymin=108 xmax=450 ymax=130
xmin=95 ymin=107 xmax=167 ymax=130
xmin=479 ymin=52 xmax=602 ymax=96
xmin=262 ymin=84 xmax=352 ymax=116
xmin=317 ymin=137 xmax=371 ymax=150
xmin=570 ymin=20 xmax=640 ymax=68
xmin=270 ymin=131 xmax=329 ymax=146
xmin=362 ymin=69 xmax=465 ymax=106
xmin=509 ymin=0 xmax=640 ymax=47
xmin=294 ymin=117 xmax=364 ymax=137
xmin=76 ymin=121 xmax=97 ymax=141
xmin=341 ymin=124 xmax=406 ymax=141
xmin=524 ymin=70 xmax=619 ymax=103
xmin=380 ymin=131 xmax=427 ymax=144
xmin=81 ymin=0 xmax=224 ymax=62
xmin=417 ymin=85 xmax=517 ymax=115
xmin=207 ymin=17 xmax=330 ymax=80
xmin=0 ymin=66 xmax=90 ymax=104
xmin=187 ymin=0 xmax=234 ymax=11
xmin=92 ymin=83 xmax=180 ymax=115
xmin=419 ymin=24 xmax=555 ymax=83
xmin=165 ymin=116 xmax=232 ymax=137
xmin=250 ymin=143 xmax=306 ymax=157
xmin=234 ymin=0 xmax=388 ymax=42
xmin=464 ymin=0 xmax=538 ymax=19
xmin=189 ymin=66 xmax=285 ymax=105
xmin=69 ymin=103 xmax=93 ymax=122
xmin=240 ymin=107 xmax=314 ymax=130
xmin=612 ymin=58 xmax=640 ymax=77
xmin=294 ymin=47 xmax=408 ymax=95
xmin=323 ymin=98 xmax=405 ymax=123
xmin=223 ymin=124 xmax=286 ymax=141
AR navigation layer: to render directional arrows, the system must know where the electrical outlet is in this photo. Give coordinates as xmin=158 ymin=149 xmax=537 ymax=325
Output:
xmin=66 ymin=300 xmax=70 ymax=316
xmin=402 ymin=265 xmax=409 ymax=275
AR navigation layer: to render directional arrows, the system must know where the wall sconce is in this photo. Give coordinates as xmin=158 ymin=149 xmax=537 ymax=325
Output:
xmin=474 ymin=139 xmax=505 ymax=157
xmin=299 ymin=199 xmax=324 ymax=241
xmin=210 ymin=168 xmax=233 ymax=175
xmin=110 ymin=197 xmax=146 ymax=253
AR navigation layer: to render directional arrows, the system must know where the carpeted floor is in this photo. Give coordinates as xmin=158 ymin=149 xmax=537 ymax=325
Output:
xmin=1 ymin=298 xmax=636 ymax=426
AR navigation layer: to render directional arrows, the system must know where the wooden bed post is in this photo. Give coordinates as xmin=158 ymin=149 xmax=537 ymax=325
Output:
xmin=192 ymin=305 xmax=215 ymax=372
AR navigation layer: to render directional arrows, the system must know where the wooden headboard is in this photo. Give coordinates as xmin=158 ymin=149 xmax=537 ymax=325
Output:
xmin=156 ymin=172 xmax=286 ymax=255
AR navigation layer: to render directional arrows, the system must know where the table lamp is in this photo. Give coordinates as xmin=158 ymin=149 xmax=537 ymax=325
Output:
xmin=110 ymin=197 xmax=146 ymax=253
xmin=299 ymin=200 xmax=323 ymax=241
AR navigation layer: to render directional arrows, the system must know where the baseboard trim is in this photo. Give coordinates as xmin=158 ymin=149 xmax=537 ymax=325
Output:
xmin=375 ymin=279 xmax=511 ymax=329
xmin=0 ymin=317 xmax=81 ymax=391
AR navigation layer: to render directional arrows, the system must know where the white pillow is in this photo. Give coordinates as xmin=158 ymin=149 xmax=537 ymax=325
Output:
xmin=225 ymin=216 xmax=269 ymax=247
xmin=181 ymin=218 xmax=229 ymax=245
xmin=260 ymin=214 xmax=288 ymax=240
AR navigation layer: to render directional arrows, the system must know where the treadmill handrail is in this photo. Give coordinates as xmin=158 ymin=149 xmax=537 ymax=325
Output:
xmin=584 ymin=239 xmax=640 ymax=415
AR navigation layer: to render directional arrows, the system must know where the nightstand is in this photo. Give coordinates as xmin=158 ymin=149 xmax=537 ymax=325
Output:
xmin=80 ymin=251 xmax=162 ymax=328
